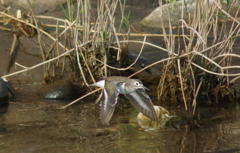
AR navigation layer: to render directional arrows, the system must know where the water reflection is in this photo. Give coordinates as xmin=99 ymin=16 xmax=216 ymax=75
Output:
xmin=0 ymin=101 xmax=9 ymax=114
xmin=0 ymin=101 xmax=9 ymax=134
xmin=114 ymin=106 xmax=240 ymax=153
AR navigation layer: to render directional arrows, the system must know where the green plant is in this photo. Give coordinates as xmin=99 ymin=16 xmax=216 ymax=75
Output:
xmin=62 ymin=0 xmax=75 ymax=22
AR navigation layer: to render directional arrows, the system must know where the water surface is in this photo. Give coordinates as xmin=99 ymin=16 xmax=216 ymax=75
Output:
xmin=0 ymin=85 xmax=239 ymax=153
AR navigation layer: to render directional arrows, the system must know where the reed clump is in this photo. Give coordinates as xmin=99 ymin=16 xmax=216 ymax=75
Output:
xmin=156 ymin=0 xmax=240 ymax=111
xmin=0 ymin=0 xmax=126 ymax=86
xmin=1 ymin=0 xmax=240 ymax=111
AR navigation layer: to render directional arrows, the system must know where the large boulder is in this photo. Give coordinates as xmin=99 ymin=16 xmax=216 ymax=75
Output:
xmin=141 ymin=0 xmax=240 ymax=28
xmin=1 ymin=0 xmax=68 ymax=13
xmin=141 ymin=0 xmax=195 ymax=28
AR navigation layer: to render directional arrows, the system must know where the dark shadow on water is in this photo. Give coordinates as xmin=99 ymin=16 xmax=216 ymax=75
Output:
xmin=0 ymin=101 xmax=9 ymax=134
xmin=0 ymin=101 xmax=9 ymax=114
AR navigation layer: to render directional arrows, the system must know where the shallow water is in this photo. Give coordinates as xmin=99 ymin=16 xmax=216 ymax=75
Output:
xmin=0 ymin=84 xmax=240 ymax=153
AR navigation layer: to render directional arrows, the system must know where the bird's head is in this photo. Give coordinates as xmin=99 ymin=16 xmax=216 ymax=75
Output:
xmin=123 ymin=79 xmax=149 ymax=93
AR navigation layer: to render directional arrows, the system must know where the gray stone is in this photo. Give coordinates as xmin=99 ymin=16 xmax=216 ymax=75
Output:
xmin=141 ymin=0 xmax=195 ymax=28
xmin=140 ymin=0 xmax=240 ymax=28
xmin=1 ymin=0 xmax=68 ymax=13
xmin=43 ymin=80 xmax=83 ymax=100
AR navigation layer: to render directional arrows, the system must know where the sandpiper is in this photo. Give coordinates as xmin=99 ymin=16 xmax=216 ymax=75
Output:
xmin=91 ymin=76 xmax=158 ymax=125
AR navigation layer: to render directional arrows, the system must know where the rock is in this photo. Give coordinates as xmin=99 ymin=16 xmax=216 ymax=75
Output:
xmin=0 ymin=78 xmax=15 ymax=100
xmin=1 ymin=0 xmax=68 ymax=14
xmin=43 ymin=80 xmax=84 ymax=100
xmin=141 ymin=0 xmax=195 ymax=28
xmin=141 ymin=0 xmax=240 ymax=28
xmin=121 ymin=45 xmax=167 ymax=84
xmin=137 ymin=105 xmax=173 ymax=130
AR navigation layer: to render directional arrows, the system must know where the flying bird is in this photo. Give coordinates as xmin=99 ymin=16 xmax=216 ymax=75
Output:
xmin=91 ymin=76 xmax=158 ymax=125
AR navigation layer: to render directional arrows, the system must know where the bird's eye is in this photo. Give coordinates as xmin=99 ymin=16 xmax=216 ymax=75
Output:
xmin=135 ymin=82 xmax=140 ymax=86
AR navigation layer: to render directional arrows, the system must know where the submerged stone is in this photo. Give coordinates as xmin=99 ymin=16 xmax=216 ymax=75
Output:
xmin=121 ymin=48 xmax=165 ymax=84
xmin=141 ymin=0 xmax=240 ymax=28
xmin=43 ymin=80 xmax=84 ymax=100
xmin=141 ymin=0 xmax=195 ymax=28
xmin=1 ymin=0 xmax=68 ymax=14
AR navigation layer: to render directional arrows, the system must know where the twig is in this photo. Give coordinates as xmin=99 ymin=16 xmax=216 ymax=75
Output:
xmin=105 ymin=1 xmax=121 ymax=61
xmin=2 ymin=48 xmax=73 ymax=78
xmin=0 ymin=11 xmax=69 ymax=51
xmin=177 ymin=59 xmax=188 ymax=110
xmin=179 ymin=19 xmax=206 ymax=44
xmin=79 ymin=47 xmax=96 ymax=83
xmin=129 ymin=56 xmax=177 ymax=78
xmin=35 ymin=15 xmax=70 ymax=23
xmin=93 ymin=36 xmax=147 ymax=71
xmin=59 ymin=88 xmax=101 ymax=109
xmin=0 ymin=25 xmax=11 ymax=31
xmin=7 ymin=33 xmax=20 ymax=72
xmin=15 ymin=62 xmax=28 ymax=69
xmin=35 ymin=16 xmax=190 ymax=37
xmin=192 ymin=79 xmax=203 ymax=114
xmin=74 ymin=1 xmax=89 ymax=86
xmin=119 ymin=39 xmax=170 ymax=53
xmin=191 ymin=62 xmax=240 ymax=77
xmin=2 ymin=41 xmax=91 ymax=78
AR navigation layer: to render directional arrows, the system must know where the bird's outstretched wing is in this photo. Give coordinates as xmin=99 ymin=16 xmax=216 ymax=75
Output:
xmin=124 ymin=88 xmax=158 ymax=121
xmin=100 ymin=82 xmax=120 ymax=125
